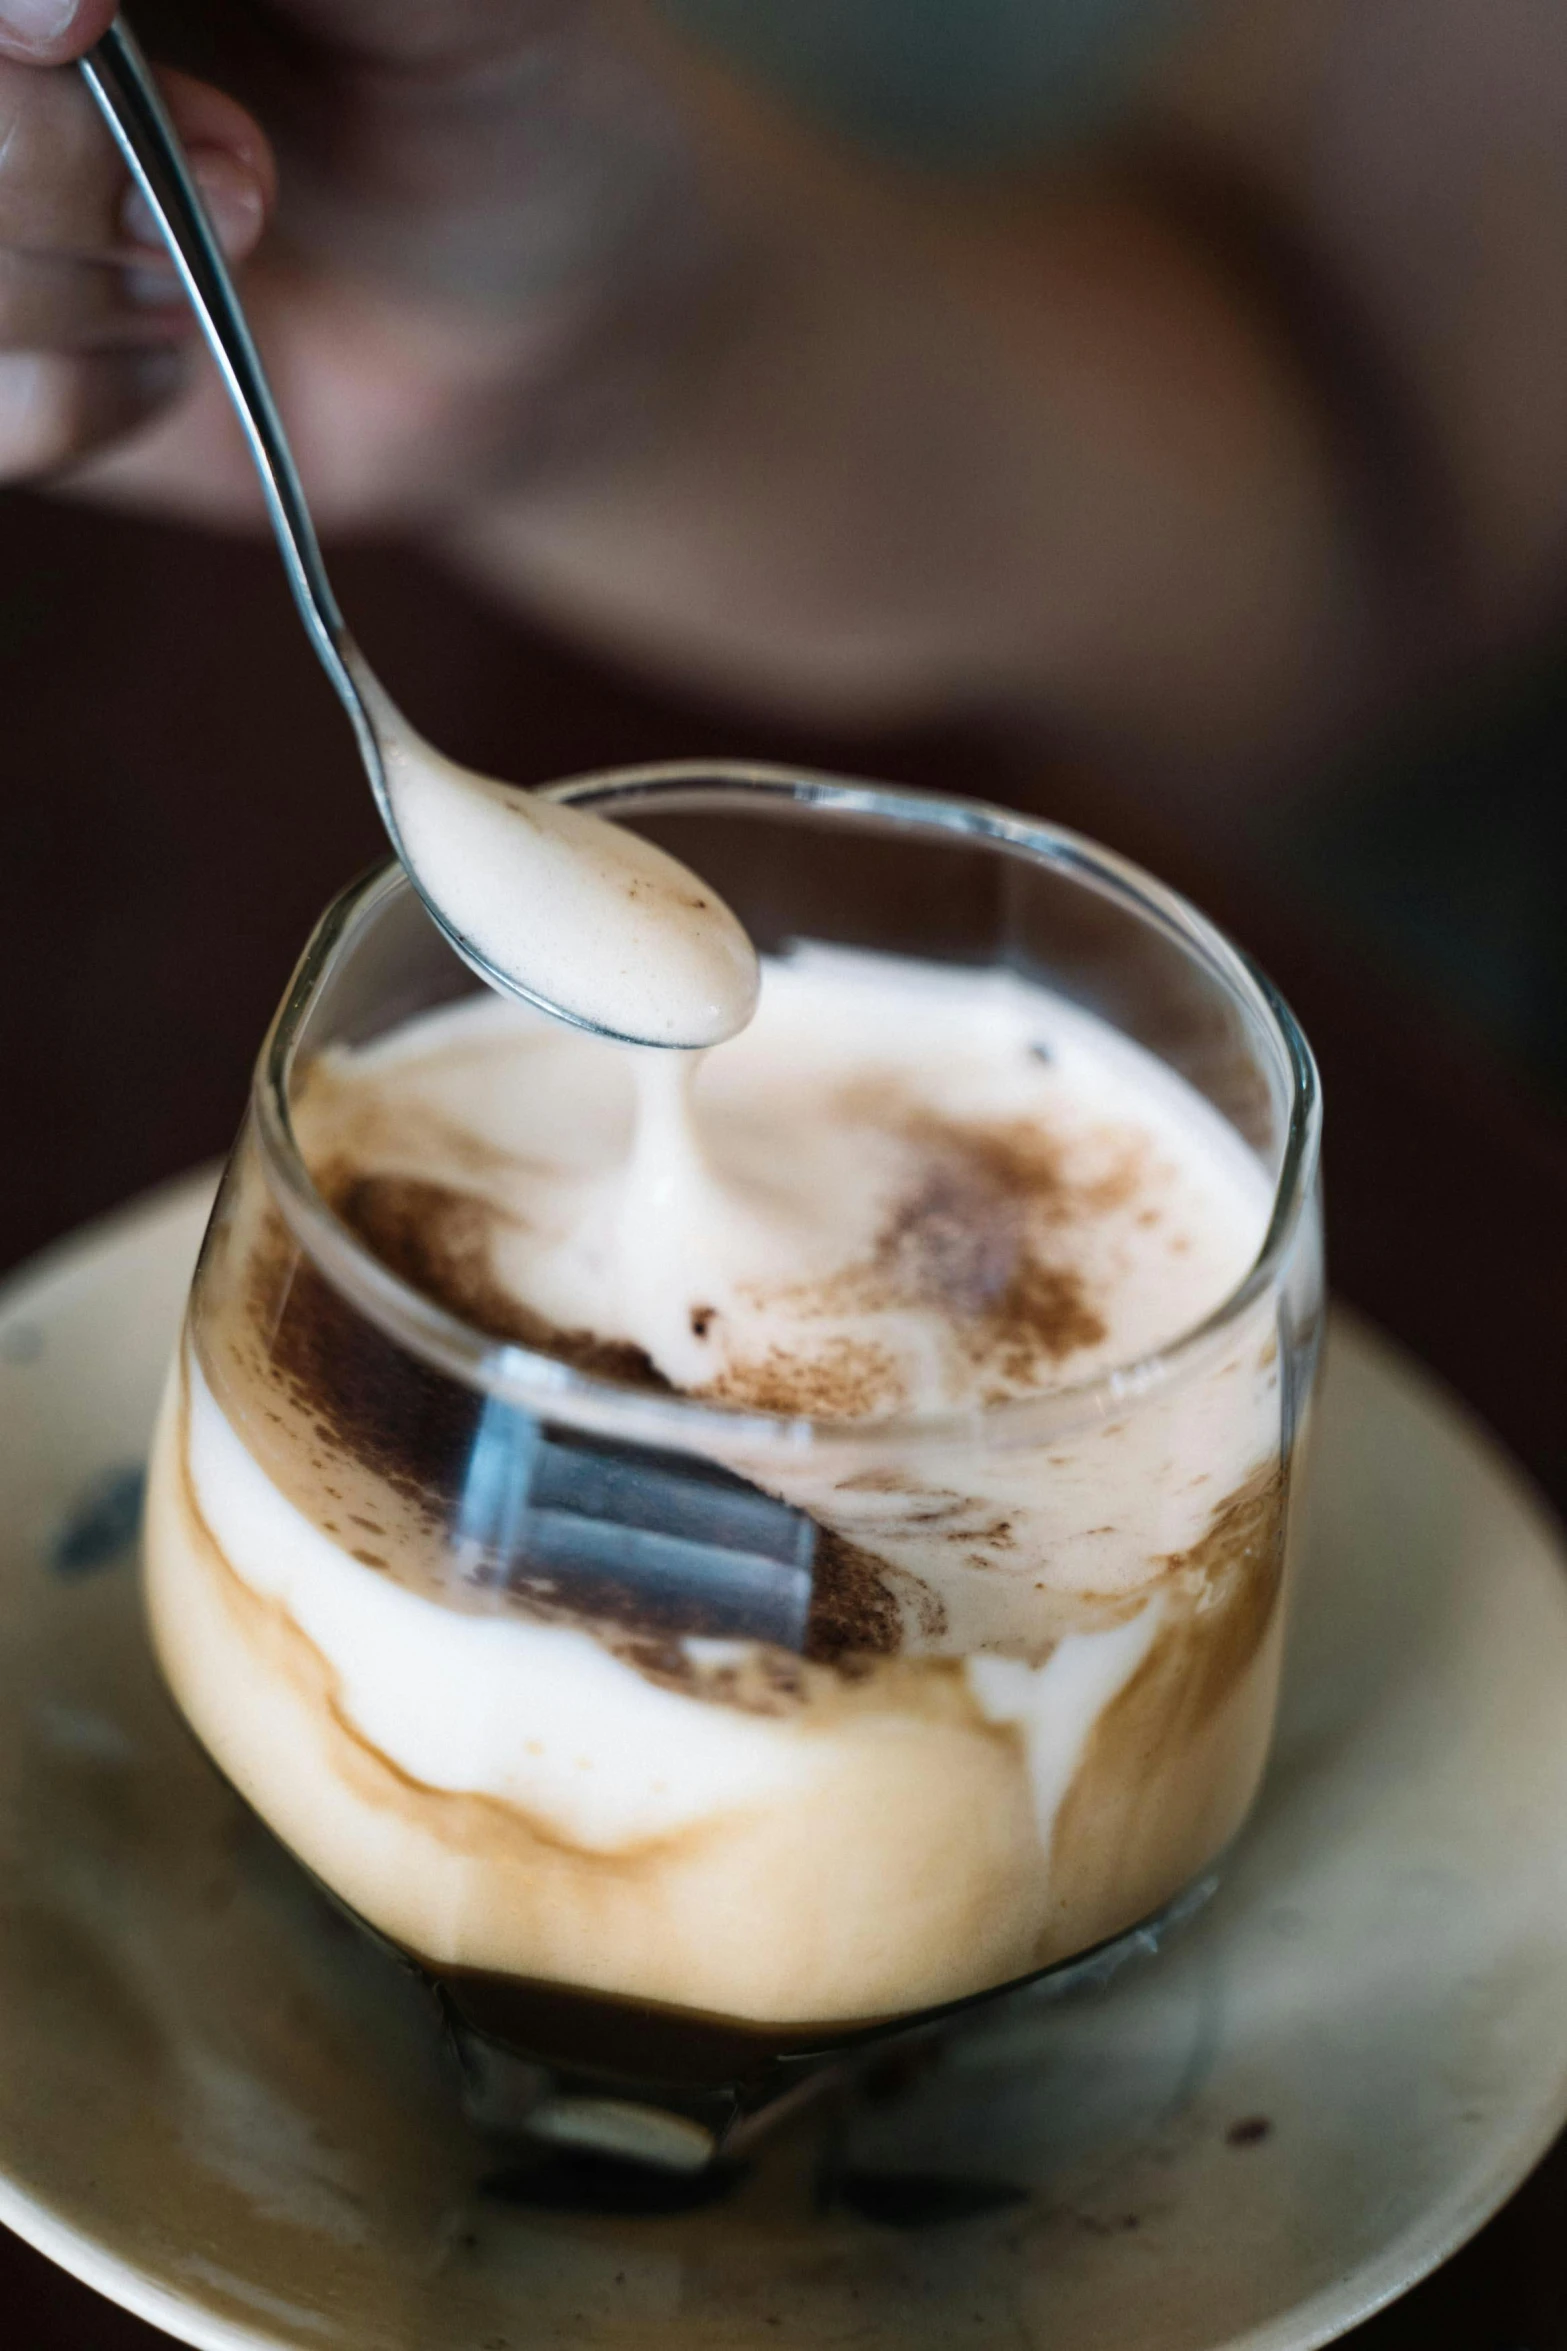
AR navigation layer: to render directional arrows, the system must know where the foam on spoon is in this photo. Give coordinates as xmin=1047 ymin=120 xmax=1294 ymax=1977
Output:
xmin=378 ymin=724 xmax=758 ymax=1048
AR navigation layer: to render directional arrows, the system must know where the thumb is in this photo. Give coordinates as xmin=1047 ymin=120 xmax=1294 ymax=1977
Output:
xmin=0 ymin=0 xmax=118 ymax=65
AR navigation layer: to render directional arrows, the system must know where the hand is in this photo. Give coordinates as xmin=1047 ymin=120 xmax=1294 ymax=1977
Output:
xmin=0 ymin=0 xmax=719 ymax=524
xmin=0 ymin=0 xmax=273 ymax=476
xmin=0 ymin=0 xmax=1561 ymax=793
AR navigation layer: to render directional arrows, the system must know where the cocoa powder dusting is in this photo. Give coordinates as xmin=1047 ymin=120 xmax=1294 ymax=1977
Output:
xmin=804 ymin=1528 xmax=904 ymax=1664
xmin=330 ymin=1171 xmax=671 ymax=1392
xmin=239 ymin=1186 xmax=916 ymax=1687
xmin=698 ymin=1335 xmax=903 ymax=1417
xmin=812 ymin=1093 xmax=1119 ymax=1389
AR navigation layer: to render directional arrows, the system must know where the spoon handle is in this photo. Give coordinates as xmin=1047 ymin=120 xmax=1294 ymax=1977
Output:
xmin=81 ymin=17 xmax=367 ymax=729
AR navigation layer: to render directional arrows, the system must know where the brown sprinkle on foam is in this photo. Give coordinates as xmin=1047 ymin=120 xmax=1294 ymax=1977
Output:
xmin=803 ymin=1528 xmax=905 ymax=1663
xmin=330 ymin=1170 xmax=672 ymax=1393
xmin=697 ymin=1335 xmax=904 ymax=1418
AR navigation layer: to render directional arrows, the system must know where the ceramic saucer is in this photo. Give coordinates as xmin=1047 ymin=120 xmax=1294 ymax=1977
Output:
xmin=3 ymin=1172 xmax=1567 ymax=2351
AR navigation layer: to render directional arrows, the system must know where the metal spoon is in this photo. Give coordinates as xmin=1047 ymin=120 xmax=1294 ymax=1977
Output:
xmin=80 ymin=18 xmax=758 ymax=1052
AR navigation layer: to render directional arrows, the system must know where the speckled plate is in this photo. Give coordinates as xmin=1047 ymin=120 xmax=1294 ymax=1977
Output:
xmin=3 ymin=1171 xmax=1567 ymax=2351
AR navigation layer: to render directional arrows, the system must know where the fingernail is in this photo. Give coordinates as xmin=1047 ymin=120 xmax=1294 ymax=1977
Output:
xmin=0 ymin=0 xmax=80 ymax=53
xmin=123 ymin=150 xmax=265 ymax=259
xmin=193 ymin=150 xmax=266 ymax=253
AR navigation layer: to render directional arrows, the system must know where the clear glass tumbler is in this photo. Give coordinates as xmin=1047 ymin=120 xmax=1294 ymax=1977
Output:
xmin=142 ymin=769 xmax=1323 ymax=2178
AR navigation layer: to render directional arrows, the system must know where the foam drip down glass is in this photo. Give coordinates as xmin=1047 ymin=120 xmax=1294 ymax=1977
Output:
xmin=142 ymin=769 xmax=1323 ymax=2178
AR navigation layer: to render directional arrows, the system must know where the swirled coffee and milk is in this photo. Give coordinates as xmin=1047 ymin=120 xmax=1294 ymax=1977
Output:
xmin=144 ymin=796 xmax=1289 ymax=2040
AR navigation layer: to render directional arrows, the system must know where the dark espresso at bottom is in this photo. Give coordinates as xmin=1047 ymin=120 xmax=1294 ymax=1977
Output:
xmin=143 ymin=956 xmax=1297 ymax=2055
xmin=214 ymin=1733 xmax=1227 ymax=2175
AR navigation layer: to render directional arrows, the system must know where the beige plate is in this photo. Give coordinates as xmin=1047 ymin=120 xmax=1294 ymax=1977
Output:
xmin=3 ymin=1172 xmax=1567 ymax=2351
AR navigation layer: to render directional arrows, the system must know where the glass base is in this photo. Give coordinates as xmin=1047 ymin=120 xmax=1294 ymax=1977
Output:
xmin=208 ymin=1747 xmax=1223 ymax=2185
xmin=423 ymin=1872 xmax=1223 ymax=2179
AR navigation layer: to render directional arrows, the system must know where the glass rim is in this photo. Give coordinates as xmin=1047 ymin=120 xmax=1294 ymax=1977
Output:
xmin=252 ymin=764 xmax=1321 ymax=1458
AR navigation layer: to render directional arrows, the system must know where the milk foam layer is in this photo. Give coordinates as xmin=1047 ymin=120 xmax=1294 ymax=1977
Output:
xmin=302 ymin=946 xmax=1269 ymax=1422
xmin=143 ymin=948 xmax=1296 ymax=2026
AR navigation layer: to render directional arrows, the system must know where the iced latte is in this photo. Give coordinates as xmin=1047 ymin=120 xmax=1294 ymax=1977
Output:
xmin=140 ymin=776 xmax=1323 ymax=2154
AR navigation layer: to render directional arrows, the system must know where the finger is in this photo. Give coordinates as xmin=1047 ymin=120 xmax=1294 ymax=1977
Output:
xmin=0 ymin=0 xmax=116 ymax=68
xmin=0 ymin=151 xmax=267 ymax=365
xmin=0 ymin=42 xmax=151 ymax=251
xmin=0 ymin=145 xmax=269 ymax=353
xmin=0 ymin=343 xmax=189 ymax=481
xmin=0 ymin=59 xmax=273 ymax=256
xmin=0 ymin=55 xmax=271 ymax=475
xmin=0 ymin=246 xmax=174 ymax=348
xmin=118 ymin=70 xmax=278 ymax=242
